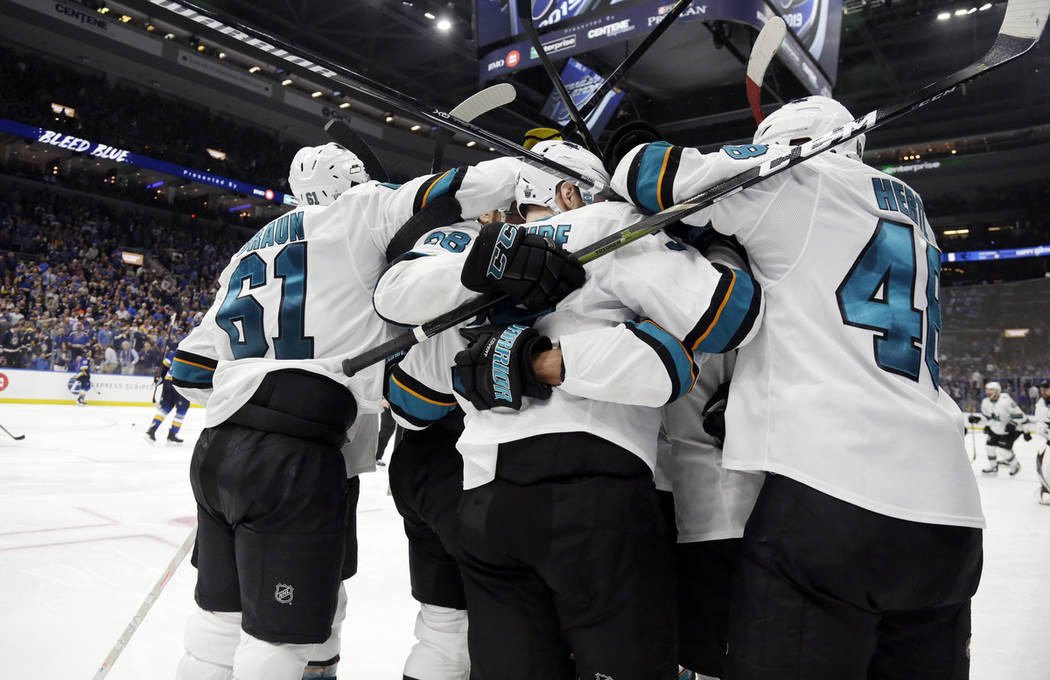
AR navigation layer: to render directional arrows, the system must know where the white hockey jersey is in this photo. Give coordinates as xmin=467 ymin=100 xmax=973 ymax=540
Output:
xmin=613 ymin=142 xmax=984 ymax=528
xmin=171 ymin=158 xmax=522 ymax=430
xmin=1034 ymin=397 xmax=1050 ymax=439
xmin=657 ymin=239 xmax=764 ymax=543
xmin=382 ymin=200 xmax=764 ymax=489
xmin=980 ymin=393 xmax=1025 ymax=435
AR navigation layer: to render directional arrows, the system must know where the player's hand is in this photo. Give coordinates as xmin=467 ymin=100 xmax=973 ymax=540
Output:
xmin=1023 ymin=431 xmax=1032 ymax=441
xmin=967 ymin=415 xmax=982 ymax=424
xmin=701 ymin=381 xmax=730 ymax=446
xmin=461 ymin=222 xmax=585 ymax=313
xmin=452 ymin=324 xmax=553 ymax=411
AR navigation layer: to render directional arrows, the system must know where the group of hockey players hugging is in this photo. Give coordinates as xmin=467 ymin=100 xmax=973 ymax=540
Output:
xmin=162 ymin=96 xmax=1046 ymax=680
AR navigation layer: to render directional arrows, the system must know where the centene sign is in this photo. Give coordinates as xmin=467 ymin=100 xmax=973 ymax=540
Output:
xmin=37 ymin=129 xmax=130 ymax=163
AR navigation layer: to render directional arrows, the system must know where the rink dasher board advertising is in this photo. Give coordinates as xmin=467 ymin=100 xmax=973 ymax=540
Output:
xmin=478 ymin=0 xmax=840 ymax=95
xmin=0 ymin=368 xmax=200 ymax=407
xmin=0 ymin=117 xmax=292 ymax=206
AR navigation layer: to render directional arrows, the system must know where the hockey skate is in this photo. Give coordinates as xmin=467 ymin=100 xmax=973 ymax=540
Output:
xmin=167 ymin=431 xmax=184 ymax=445
xmin=1006 ymin=457 xmax=1021 ymax=476
xmin=981 ymin=460 xmax=999 ymax=474
xmin=76 ymin=394 xmax=87 ymax=406
xmin=1039 ymin=489 xmax=1050 ymax=506
xmin=145 ymin=425 xmax=157 ymax=442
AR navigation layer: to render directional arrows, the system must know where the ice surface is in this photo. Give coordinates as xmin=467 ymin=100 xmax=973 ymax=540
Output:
xmin=0 ymin=404 xmax=1046 ymax=678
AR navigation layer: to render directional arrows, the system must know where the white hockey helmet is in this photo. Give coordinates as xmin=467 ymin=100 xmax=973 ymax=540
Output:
xmin=288 ymin=142 xmax=369 ymax=206
xmin=985 ymin=381 xmax=1002 ymax=394
xmin=515 ymin=140 xmax=610 ymax=217
xmin=753 ymin=95 xmax=865 ymax=161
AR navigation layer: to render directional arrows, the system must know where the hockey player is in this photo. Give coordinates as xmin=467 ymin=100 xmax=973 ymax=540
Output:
xmin=1031 ymin=379 xmax=1050 ymax=504
xmin=372 ymin=140 xmax=604 ymax=680
xmin=70 ymin=355 xmax=91 ymax=405
xmin=146 ymin=350 xmax=190 ymax=444
xmin=612 ymin=96 xmax=984 ymax=679
xmin=383 ymin=146 xmax=763 ymax=680
xmin=654 ymin=229 xmax=764 ymax=680
xmin=970 ymin=381 xmax=1024 ymax=474
xmin=169 ymin=142 xmax=525 ymax=680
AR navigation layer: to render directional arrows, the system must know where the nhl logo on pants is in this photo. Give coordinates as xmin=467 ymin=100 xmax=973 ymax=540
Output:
xmin=274 ymin=583 xmax=294 ymax=605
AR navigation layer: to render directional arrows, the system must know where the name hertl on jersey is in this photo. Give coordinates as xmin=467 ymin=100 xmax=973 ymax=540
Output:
xmin=614 ymin=142 xmax=984 ymax=529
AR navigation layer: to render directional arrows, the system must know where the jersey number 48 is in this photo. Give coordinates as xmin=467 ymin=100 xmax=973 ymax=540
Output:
xmin=836 ymin=219 xmax=941 ymax=388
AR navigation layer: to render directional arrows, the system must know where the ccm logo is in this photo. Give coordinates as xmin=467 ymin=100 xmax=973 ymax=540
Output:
xmin=506 ymin=50 xmax=521 ymax=68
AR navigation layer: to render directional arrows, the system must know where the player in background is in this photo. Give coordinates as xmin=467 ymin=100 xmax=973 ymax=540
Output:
xmin=398 ymin=145 xmax=763 ymax=679
xmin=169 ymin=142 xmax=523 ymax=680
xmin=612 ymin=96 xmax=984 ymax=679
xmin=653 ymin=229 xmax=764 ymax=680
xmin=71 ymin=354 xmax=91 ymax=405
xmin=146 ymin=350 xmax=191 ymax=444
xmin=970 ymin=381 xmax=1024 ymax=474
xmin=1030 ymin=379 xmax=1050 ymax=504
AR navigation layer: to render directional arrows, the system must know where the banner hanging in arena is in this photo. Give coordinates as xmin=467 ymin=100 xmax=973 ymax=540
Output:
xmin=538 ymin=58 xmax=626 ymax=137
xmin=478 ymin=0 xmax=840 ymax=95
xmin=0 ymin=117 xmax=289 ymax=205
xmin=942 ymin=244 xmax=1050 ymax=263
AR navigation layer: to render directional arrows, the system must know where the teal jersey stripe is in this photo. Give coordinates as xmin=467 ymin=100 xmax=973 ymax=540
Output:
xmin=696 ymin=269 xmax=757 ymax=354
xmin=388 ymin=375 xmax=457 ymax=426
xmin=170 ymin=360 xmax=214 ymax=388
xmin=627 ymin=319 xmax=695 ymax=401
xmin=634 ymin=142 xmax=673 ymax=213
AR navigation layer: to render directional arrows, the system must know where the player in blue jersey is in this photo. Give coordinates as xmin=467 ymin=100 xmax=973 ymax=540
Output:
xmin=70 ymin=355 xmax=91 ymax=406
xmin=146 ymin=351 xmax=191 ymax=444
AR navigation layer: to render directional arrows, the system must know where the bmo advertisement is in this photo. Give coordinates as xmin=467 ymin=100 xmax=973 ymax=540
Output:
xmin=477 ymin=0 xmax=841 ymax=95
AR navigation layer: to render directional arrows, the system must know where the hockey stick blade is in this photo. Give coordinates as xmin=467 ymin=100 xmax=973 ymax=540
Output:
xmin=145 ymin=0 xmax=597 ymax=191
xmin=342 ymin=0 xmax=1049 ymax=377
xmin=324 ymin=119 xmax=390 ymax=183
xmin=0 ymin=424 xmax=25 ymax=440
xmin=746 ymin=16 xmax=787 ymax=124
xmin=449 ymin=83 xmax=517 ymax=121
xmin=433 ymin=83 xmax=517 ymax=172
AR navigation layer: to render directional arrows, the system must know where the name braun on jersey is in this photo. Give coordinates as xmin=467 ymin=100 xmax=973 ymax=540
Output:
xmin=236 ymin=211 xmax=306 ymax=255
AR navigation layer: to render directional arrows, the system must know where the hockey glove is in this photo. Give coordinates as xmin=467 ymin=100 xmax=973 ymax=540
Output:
xmin=984 ymin=426 xmax=993 ymax=436
xmin=967 ymin=415 xmax=982 ymax=424
xmin=461 ymin=222 xmax=585 ymax=313
xmin=701 ymin=381 xmax=731 ymax=447
xmin=452 ymin=324 xmax=553 ymax=411
xmin=1023 ymin=431 xmax=1033 ymax=441
xmin=1005 ymin=422 xmax=1018 ymax=435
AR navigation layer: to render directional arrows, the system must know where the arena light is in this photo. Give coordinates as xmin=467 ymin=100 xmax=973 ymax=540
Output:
xmin=218 ymin=52 xmax=227 ymax=59
xmin=385 ymin=114 xmax=394 ymax=123
xmin=937 ymin=11 xmax=951 ymax=19
xmin=339 ymin=102 xmax=351 ymax=109
xmin=98 ymin=6 xmax=110 ymax=13
xmin=980 ymin=2 xmax=992 ymax=8
xmin=145 ymin=180 xmax=164 ymax=189
xmin=967 ymin=6 xmax=978 ymax=13
xmin=311 ymin=91 xmax=323 ymax=98
xmin=954 ymin=8 xmax=967 ymax=15
xmin=146 ymin=23 xmax=155 ymax=31
xmin=248 ymin=65 xmax=261 ymax=73
xmin=120 ymin=15 xmax=132 ymax=23
xmin=942 ymin=228 xmax=970 ymax=235
xmin=227 ymin=203 xmax=252 ymax=212
xmin=196 ymin=44 xmax=206 ymax=51
xmin=205 ymin=148 xmax=227 ymax=160
xmin=281 ymin=78 xmax=293 ymax=86
xmin=164 ymin=33 xmax=175 ymax=39
xmin=466 ymin=140 xmax=476 ymax=147
xmin=436 ymin=18 xmax=452 ymax=31
xmin=410 ymin=124 xmax=421 ymax=131
xmin=424 ymin=11 xmax=435 ymax=19
xmin=50 ymin=103 xmax=76 ymax=118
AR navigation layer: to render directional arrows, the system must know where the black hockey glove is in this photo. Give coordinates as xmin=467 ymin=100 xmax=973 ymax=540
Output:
xmin=701 ymin=381 xmax=731 ymax=447
xmin=452 ymin=324 xmax=553 ymax=411
xmin=461 ymin=222 xmax=585 ymax=313
xmin=983 ymin=425 xmax=993 ymax=435
xmin=1023 ymin=431 xmax=1033 ymax=441
xmin=967 ymin=415 xmax=982 ymax=424
xmin=1005 ymin=422 xmax=1018 ymax=435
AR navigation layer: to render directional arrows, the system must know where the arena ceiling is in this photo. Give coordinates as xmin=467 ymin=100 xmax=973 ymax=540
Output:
xmin=190 ymin=0 xmax=1050 ymax=158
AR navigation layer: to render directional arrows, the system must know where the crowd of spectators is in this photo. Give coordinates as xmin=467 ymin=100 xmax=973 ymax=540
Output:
xmin=0 ymin=181 xmax=242 ymax=376
xmin=0 ymin=44 xmax=299 ymax=191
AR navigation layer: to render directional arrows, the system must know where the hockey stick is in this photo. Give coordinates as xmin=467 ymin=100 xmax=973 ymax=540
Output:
xmin=325 ymin=119 xmax=390 ymax=183
xmin=432 ymin=83 xmax=518 ymax=173
xmin=144 ymin=0 xmax=598 ymax=192
xmin=746 ymin=16 xmax=787 ymax=124
xmin=92 ymin=526 xmax=196 ymax=680
xmin=341 ymin=0 xmax=1050 ymax=376
xmin=516 ymin=0 xmax=603 ymax=157
xmin=559 ymin=0 xmax=694 ymax=140
xmin=0 ymin=423 xmax=25 ymax=440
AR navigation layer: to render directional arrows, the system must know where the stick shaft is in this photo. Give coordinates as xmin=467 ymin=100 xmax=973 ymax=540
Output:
xmin=92 ymin=527 xmax=197 ymax=680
